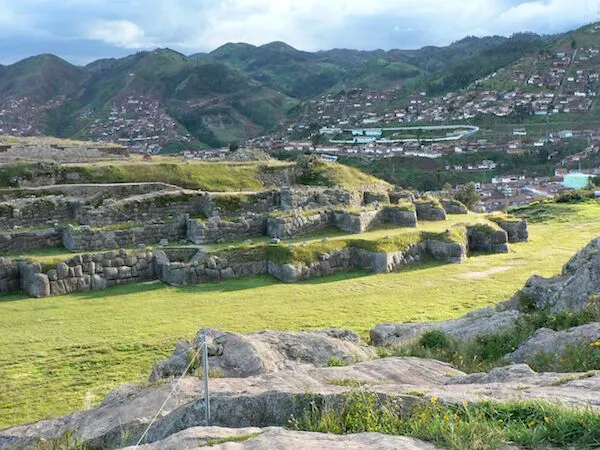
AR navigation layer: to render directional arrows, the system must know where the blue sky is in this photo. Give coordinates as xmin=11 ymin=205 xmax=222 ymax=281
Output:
xmin=0 ymin=0 xmax=595 ymax=64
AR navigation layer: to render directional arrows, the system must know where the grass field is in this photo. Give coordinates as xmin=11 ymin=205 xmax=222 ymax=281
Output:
xmin=1 ymin=203 xmax=600 ymax=429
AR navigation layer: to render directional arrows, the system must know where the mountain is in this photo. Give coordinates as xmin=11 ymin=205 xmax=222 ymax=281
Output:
xmin=0 ymin=54 xmax=86 ymax=103
xmin=39 ymin=49 xmax=298 ymax=148
xmin=0 ymin=23 xmax=595 ymax=148
xmin=200 ymin=35 xmax=521 ymax=98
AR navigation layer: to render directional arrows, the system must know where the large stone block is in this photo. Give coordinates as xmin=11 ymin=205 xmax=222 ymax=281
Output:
xmin=29 ymin=273 xmax=50 ymax=298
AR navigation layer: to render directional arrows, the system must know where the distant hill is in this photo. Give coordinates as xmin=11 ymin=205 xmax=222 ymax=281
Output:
xmin=0 ymin=23 xmax=596 ymax=148
xmin=0 ymin=54 xmax=86 ymax=103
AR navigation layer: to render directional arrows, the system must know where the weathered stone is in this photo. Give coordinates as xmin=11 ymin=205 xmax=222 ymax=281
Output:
xmin=118 ymin=266 xmax=132 ymax=279
xmin=507 ymin=323 xmax=600 ymax=363
xmin=91 ymin=275 xmax=107 ymax=290
xmin=520 ymin=235 xmax=600 ymax=312
xmin=56 ymin=262 xmax=69 ymax=279
xmin=47 ymin=269 xmax=58 ymax=282
xmin=126 ymin=427 xmax=439 ymax=450
xmin=72 ymin=265 xmax=84 ymax=278
xmin=370 ymin=308 xmax=521 ymax=347
xmin=104 ymin=267 xmax=119 ymax=280
xmin=28 ymin=273 xmax=50 ymax=298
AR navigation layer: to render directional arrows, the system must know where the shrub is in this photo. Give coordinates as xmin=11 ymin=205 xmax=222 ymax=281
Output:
xmin=454 ymin=182 xmax=480 ymax=210
xmin=419 ymin=330 xmax=451 ymax=350
xmin=327 ymin=358 xmax=347 ymax=367
xmin=555 ymin=189 xmax=594 ymax=204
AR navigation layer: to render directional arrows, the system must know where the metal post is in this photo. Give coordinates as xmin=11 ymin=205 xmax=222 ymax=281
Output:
xmin=201 ymin=334 xmax=210 ymax=425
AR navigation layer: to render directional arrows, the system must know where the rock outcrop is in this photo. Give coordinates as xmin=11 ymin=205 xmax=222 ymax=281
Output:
xmin=370 ymin=308 xmax=521 ymax=347
xmin=151 ymin=328 xmax=376 ymax=381
xmin=124 ymin=427 xmax=440 ymax=450
xmin=521 ymin=235 xmax=600 ymax=312
xmin=507 ymin=323 xmax=600 ymax=363
xmin=2 ymin=357 xmax=599 ymax=449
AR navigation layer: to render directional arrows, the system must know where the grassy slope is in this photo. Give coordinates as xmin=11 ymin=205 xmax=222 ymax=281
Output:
xmin=1 ymin=203 xmax=600 ymax=428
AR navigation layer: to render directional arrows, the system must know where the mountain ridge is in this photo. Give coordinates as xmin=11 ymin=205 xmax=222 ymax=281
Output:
xmin=0 ymin=23 xmax=596 ymax=148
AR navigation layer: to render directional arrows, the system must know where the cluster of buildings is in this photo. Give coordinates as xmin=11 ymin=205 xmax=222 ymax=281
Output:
xmin=81 ymin=96 xmax=191 ymax=153
xmin=0 ymin=97 xmax=66 ymax=136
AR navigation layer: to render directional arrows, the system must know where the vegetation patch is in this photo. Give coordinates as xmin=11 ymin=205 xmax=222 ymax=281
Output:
xmin=266 ymin=240 xmax=347 ymax=266
xmin=4 ymin=203 xmax=600 ymax=428
xmin=290 ymin=391 xmax=600 ymax=450
xmin=466 ymin=223 xmax=502 ymax=234
xmin=212 ymin=193 xmax=258 ymax=212
xmin=390 ymin=302 xmax=600 ymax=373
xmin=328 ymin=378 xmax=367 ymax=387
xmin=487 ymin=213 xmax=522 ymax=225
xmin=389 ymin=201 xmax=416 ymax=212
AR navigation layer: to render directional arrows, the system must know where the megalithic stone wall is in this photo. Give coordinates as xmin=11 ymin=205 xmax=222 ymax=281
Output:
xmin=0 ymin=258 xmax=20 ymax=294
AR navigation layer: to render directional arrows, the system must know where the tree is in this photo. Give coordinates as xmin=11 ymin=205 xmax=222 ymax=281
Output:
xmin=454 ymin=182 xmax=480 ymax=210
xmin=229 ymin=142 xmax=240 ymax=152
xmin=442 ymin=182 xmax=453 ymax=196
xmin=571 ymin=39 xmax=577 ymax=50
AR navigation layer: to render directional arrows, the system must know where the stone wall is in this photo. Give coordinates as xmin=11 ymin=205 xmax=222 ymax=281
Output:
xmin=440 ymin=199 xmax=468 ymax=215
xmin=0 ymin=258 xmax=19 ymax=293
xmin=43 ymin=249 xmax=155 ymax=297
xmin=389 ymin=190 xmax=416 ymax=204
xmin=415 ymin=200 xmax=447 ymax=221
xmin=0 ymin=183 xmax=179 ymax=202
xmin=0 ymin=196 xmax=75 ymax=230
xmin=334 ymin=209 xmax=383 ymax=233
xmin=267 ymin=211 xmax=332 ymax=239
xmin=62 ymin=220 xmax=187 ymax=251
xmin=267 ymin=248 xmax=354 ymax=283
xmin=267 ymin=238 xmax=469 ymax=283
xmin=74 ymin=191 xmax=203 ymax=227
xmin=157 ymin=248 xmax=268 ymax=286
xmin=201 ymin=192 xmax=279 ymax=218
xmin=280 ymin=187 xmax=361 ymax=211
xmin=187 ymin=215 xmax=267 ymax=244
xmin=0 ymin=228 xmax=62 ymax=254
xmin=383 ymin=206 xmax=418 ymax=227
xmin=363 ymin=191 xmax=390 ymax=205
xmin=467 ymin=227 xmax=509 ymax=253
xmin=493 ymin=219 xmax=529 ymax=243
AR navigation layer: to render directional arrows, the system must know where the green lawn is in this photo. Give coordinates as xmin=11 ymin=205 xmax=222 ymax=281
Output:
xmin=1 ymin=203 xmax=600 ymax=429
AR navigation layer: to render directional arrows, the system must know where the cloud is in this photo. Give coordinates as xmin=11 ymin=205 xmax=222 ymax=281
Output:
xmin=0 ymin=0 xmax=593 ymax=64
xmin=86 ymin=20 xmax=153 ymax=49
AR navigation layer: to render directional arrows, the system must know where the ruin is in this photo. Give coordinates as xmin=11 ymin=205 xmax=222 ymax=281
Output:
xmin=0 ymin=181 xmax=528 ymax=298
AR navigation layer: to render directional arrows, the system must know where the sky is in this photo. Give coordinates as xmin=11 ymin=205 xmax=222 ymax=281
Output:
xmin=0 ymin=0 xmax=596 ymax=65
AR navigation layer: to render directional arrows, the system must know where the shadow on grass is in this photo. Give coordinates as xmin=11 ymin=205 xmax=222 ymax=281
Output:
xmin=2 ymin=259 xmax=452 ymax=304
xmin=0 ymin=292 xmax=29 ymax=303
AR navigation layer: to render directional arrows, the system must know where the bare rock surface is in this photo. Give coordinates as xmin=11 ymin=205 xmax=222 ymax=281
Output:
xmin=2 ymin=357 xmax=599 ymax=449
xmin=123 ymin=427 xmax=441 ymax=450
xmin=521 ymin=236 xmax=600 ymax=312
xmin=507 ymin=323 xmax=600 ymax=363
xmin=151 ymin=328 xmax=376 ymax=380
xmin=370 ymin=307 xmax=521 ymax=347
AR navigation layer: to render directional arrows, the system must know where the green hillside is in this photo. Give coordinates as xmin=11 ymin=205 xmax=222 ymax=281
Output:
xmin=0 ymin=54 xmax=86 ymax=102
xmin=2 ymin=23 xmax=598 ymax=149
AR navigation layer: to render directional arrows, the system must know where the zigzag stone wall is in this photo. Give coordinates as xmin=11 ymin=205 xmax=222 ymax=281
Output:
xmin=0 ymin=228 xmax=62 ymax=254
xmin=62 ymin=220 xmax=187 ymax=251
xmin=18 ymin=249 xmax=156 ymax=298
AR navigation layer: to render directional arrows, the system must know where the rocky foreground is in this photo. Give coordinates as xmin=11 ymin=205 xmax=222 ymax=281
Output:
xmin=2 ymin=237 xmax=600 ymax=449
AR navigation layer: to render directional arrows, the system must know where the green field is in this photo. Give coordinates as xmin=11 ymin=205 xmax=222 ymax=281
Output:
xmin=1 ymin=203 xmax=600 ymax=429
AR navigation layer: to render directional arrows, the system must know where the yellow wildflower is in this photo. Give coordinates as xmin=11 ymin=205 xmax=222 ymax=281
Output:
xmin=430 ymin=397 xmax=438 ymax=404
